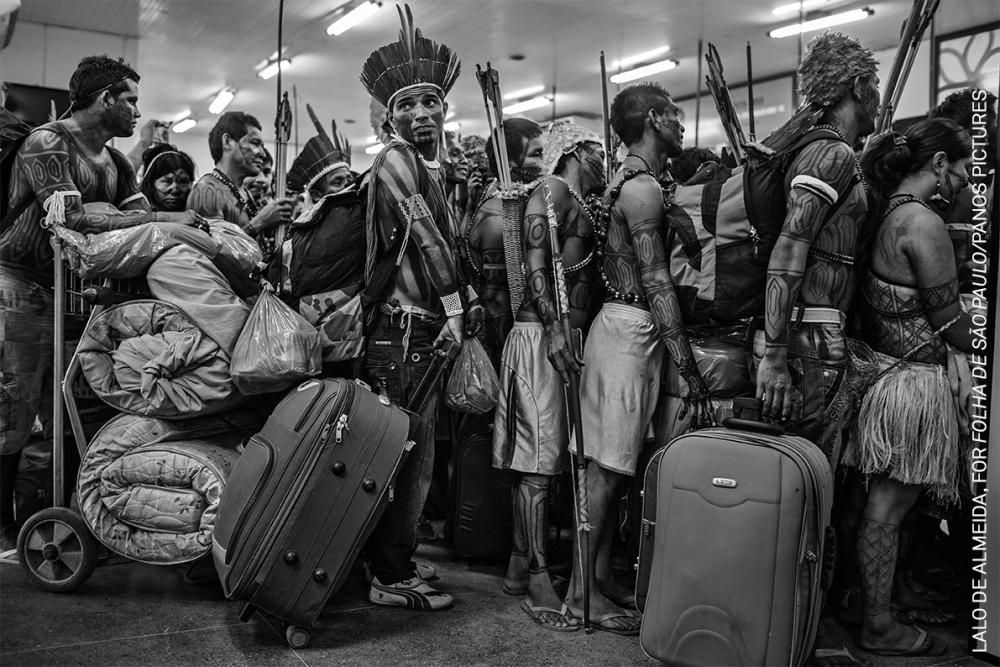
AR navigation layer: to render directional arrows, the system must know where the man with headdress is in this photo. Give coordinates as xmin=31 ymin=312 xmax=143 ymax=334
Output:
xmin=493 ymin=119 xmax=604 ymax=631
xmin=286 ymin=105 xmax=354 ymax=205
xmin=359 ymin=4 xmax=476 ymax=610
xmin=0 ymin=55 xmax=204 ymax=554
xmin=753 ymin=32 xmax=879 ymax=471
xmin=464 ymin=118 xmax=546 ymax=368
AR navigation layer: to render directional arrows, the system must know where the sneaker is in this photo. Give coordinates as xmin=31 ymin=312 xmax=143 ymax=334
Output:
xmin=363 ymin=560 xmax=437 ymax=584
xmin=369 ymin=576 xmax=453 ymax=610
xmin=0 ymin=524 xmax=19 ymax=562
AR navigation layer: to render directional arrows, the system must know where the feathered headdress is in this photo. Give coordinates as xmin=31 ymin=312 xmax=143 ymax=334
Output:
xmin=286 ymin=104 xmax=352 ymax=194
xmin=360 ymin=4 xmax=461 ymax=110
xmin=541 ymin=119 xmax=601 ymax=177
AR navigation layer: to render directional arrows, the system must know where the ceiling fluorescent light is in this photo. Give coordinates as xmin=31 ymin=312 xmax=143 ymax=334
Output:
xmin=209 ymin=88 xmax=235 ymax=114
xmin=503 ymin=85 xmax=545 ymax=101
xmin=327 ymin=0 xmax=381 ymax=36
xmin=769 ymin=7 xmax=873 ymax=38
xmin=445 ymin=109 xmax=456 ymax=120
xmin=173 ymin=118 xmax=197 ymax=134
xmin=443 ymin=121 xmax=461 ymax=132
xmin=503 ymin=96 xmax=553 ymax=115
xmin=258 ymin=59 xmax=292 ymax=80
xmin=365 ymin=134 xmax=378 ymax=144
xmin=611 ymin=46 xmax=671 ymax=70
xmin=365 ymin=143 xmax=384 ymax=155
xmin=609 ymin=59 xmax=678 ymax=84
xmin=172 ymin=109 xmax=191 ymax=122
xmin=771 ymin=0 xmax=830 ymax=16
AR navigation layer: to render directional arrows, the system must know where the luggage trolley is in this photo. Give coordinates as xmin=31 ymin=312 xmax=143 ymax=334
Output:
xmin=16 ymin=236 xmax=148 ymax=592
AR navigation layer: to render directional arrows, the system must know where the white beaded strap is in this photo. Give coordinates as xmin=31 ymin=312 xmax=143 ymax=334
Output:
xmin=40 ymin=190 xmax=82 ymax=229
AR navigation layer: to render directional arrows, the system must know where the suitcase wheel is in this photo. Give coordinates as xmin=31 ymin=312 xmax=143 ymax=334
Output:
xmin=17 ymin=507 xmax=99 ymax=593
xmin=285 ymin=624 xmax=311 ymax=649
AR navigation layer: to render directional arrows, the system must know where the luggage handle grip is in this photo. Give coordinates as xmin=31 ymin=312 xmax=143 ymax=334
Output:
xmin=721 ymin=416 xmax=785 ymax=436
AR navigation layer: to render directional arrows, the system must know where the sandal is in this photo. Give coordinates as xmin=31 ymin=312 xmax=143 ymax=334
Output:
xmin=520 ymin=600 xmax=579 ymax=632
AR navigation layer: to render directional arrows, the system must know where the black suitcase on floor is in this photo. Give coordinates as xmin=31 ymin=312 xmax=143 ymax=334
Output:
xmin=450 ymin=421 xmax=514 ymax=559
xmin=636 ymin=398 xmax=834 ymax=666
xmin=212 ymin=377 xmax=412 ymax=648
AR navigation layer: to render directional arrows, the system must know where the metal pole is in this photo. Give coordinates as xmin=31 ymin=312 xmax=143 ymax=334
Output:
xmin=695 ymin=39 xmax=703 ymax=148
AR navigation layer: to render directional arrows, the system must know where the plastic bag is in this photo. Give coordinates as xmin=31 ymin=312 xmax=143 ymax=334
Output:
xmin=53 ymin=203 xmax=217 ymax=278
xmin=230 ymin=287 xmax=322 ymax=395
xmin=445 ymin=337 xmax=501 ymax=414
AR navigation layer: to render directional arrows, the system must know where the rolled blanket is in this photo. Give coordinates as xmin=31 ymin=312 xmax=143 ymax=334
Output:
xmin=209 ymin=220 xmax=263 ymax=299
xmin=78 ymin=299 xmax=242 ymax=418
xmin=146 ymin=244 xmax=251 ymax=353
xmin=841 ymin=348 xmax=960 ymax=502
xmin=77 ymin=412 xmax=258 ymax=564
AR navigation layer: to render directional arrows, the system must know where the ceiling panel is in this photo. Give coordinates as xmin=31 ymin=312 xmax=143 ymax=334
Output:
xmin=13 ymin=0 xmax=1000 ymax=169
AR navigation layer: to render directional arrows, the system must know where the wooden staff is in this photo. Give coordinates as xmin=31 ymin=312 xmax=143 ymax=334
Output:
xmin=542 ymin=181 xmax=592 ymax=633
xmin=746 ymin=42 xmax=756 ymax=143
xmin=269 ymin=0 xmax=292 ymax=291
xmin=600 ymin=52 xmax=614 ymax=183
xmin=876 ymin=0 xmax=940 ymax=134
xmin=705 ymin=43 xmax=746 ymax=163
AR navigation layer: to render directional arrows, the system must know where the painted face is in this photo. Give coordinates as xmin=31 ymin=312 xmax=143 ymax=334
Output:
xmin=445 ymin=141 xmax=468 ymax=184
xmin=228 ymin=126 xmax=266 ymax=179
xmin=320 ymin=166 xmax=353 ymax=195
xmin=510 ymin=135 xmax=544 ymax=183
xmin=243 ymin=161 xmax=272 ymax=202
xmin=654 ymin=101 xmax=684 ymax=158
xmin=855 ymin=74 xmax=880 ymax=137
xmin=391 ymin=90 xmax=445 ymax=150
xmin=153 ymin=168 xmax=193 ymax=212
xmin=107 ymin=79 xmax=140 ymax=138
xmin=932 ymin=156 xmax=973 ymax=213
xmin=577 ymin=142 xmax=607 ymax=195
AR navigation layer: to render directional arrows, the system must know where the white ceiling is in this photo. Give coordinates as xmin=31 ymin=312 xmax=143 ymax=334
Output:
xmin=14 ymin=0 xmax=1000 ymax=170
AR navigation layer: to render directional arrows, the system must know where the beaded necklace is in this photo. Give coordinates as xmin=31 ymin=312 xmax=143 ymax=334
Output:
xmin=593 ymin=167 xmax=656 ymax=305
xmin=210 ymin=168 xmax=261 ymax=219
xmin=562 ymin=183 xmax=596 ymax=274
xmin=813 ymin=124 xmax=869 ymax=194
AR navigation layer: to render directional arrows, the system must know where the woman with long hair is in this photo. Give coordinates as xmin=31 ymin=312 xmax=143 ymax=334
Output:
xmin=842 ymin=117 xmax=974 ymax=657
xmin=139 ymin=143 xmax=196 ymax=213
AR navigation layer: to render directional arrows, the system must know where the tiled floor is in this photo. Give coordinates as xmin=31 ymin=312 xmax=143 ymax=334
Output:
xmin=0 ymin=538 xmax=992 ymax=666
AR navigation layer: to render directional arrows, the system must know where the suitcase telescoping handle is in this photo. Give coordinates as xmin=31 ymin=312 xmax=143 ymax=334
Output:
xmin=721 ymin=397 xmax=786 ymax=436
xmin=405 ymin=339 xmax=459 ymax=414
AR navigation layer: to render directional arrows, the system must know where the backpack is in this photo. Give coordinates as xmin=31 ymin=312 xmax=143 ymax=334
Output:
xmin=665 ymin=128 xmax=856 ymax=324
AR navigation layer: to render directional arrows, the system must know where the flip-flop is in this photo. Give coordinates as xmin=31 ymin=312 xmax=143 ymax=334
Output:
xmin=859 ymin=627 xmax=946 ymax=657
xmin=606 ymin=591 xmax=637 ymax=610
xmin=519 ymin=599 xmax=580 ymax=632
xmin=565 ymin=607 xmax=641 ymax=636
xmin=812 ymin=646 xmax=867 ymax=666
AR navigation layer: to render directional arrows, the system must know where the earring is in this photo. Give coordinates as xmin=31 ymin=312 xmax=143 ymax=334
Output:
xmin=929 ymin=179 xmax=946 ymax=203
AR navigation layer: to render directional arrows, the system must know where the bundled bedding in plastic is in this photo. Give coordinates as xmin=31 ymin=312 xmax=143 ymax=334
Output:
xmin=78 ymin=299 xmax=243 ymax=418
xmin=77 ymin=412 xmax=256 ymax=564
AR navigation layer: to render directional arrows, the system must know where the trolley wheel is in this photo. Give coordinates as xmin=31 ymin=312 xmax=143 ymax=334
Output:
xmin=17 ymin=507 xmax=99 ymax=593
xmin=285 ymin=625 xmax=310 ymax=649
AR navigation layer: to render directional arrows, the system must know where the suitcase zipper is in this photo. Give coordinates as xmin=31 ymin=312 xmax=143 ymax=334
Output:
xmin=234 ymin=384 xmax=354 ymax=597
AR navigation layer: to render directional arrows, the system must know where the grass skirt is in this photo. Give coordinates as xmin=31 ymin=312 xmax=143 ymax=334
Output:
xmin=841 ymin=345 xmax=959 ymax=502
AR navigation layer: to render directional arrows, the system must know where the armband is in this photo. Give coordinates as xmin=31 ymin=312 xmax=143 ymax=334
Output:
xmin=41 ymin=190 xmax=82 ymax=229
xmin=441 ymin=291 xmax=464 ymax=317
xmin=790 ymin=175 xmax=838 ymax=206
xmin=465 ymin=285 xmax=479 ymax=303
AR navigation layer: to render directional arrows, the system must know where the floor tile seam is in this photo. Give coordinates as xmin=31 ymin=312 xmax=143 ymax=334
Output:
xmin=0 ymin=622 xmax=250 ymax=657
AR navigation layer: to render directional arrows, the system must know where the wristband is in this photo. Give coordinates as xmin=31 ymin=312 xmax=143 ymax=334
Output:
xmin=465 ymin=285 xmax=479 ymax=302
xmin=441 ymin=291 xmax=464 ymax=317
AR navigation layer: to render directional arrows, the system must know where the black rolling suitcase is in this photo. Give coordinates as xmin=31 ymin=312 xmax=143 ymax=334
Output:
xmin=450 ymin=420 xmax=514 ymax=559
xmin=636 ymin=398 xmax=834 ymax=666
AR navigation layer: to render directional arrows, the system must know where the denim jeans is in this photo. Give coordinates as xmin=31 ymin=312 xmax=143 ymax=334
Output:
xmin=0 ymin=268 xmax=53 ymax=456
xmin=751 ymin=321 xmax=849 ymax=470
xmin=363 ymin=306 xmax=442 ymax=585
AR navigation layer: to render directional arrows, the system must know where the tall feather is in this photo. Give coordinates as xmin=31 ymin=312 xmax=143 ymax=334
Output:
xmin=306 ymin=103 xmax=332 ymax=146
xmin=360 ymin=3 xmax=461 ymax=108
